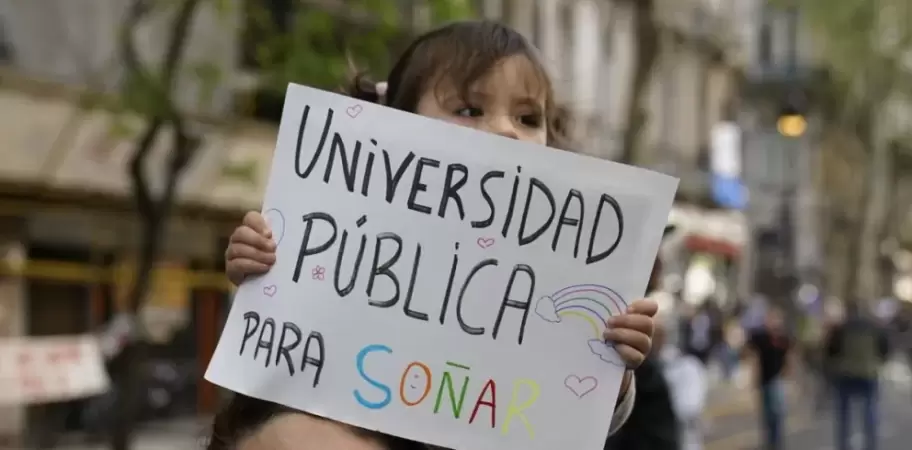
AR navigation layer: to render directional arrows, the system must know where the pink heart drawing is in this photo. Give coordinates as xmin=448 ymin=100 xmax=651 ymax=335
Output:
xmin=476 ymin=237 xmax=495 ymax=249
xmin=564 ymin=375 xmax=598 ymax=398
xmin=263 ymin=285 xmax=278 ymax=297
xmin=346 ymin=104 xmax=363 ymax=118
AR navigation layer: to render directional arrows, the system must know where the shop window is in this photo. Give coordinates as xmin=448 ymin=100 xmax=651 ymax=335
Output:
xmin=25 ymin=244 xmax=93 ymax=337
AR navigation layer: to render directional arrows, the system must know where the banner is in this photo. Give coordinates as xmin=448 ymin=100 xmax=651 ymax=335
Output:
xmin=0 ymin=335 xmax=110 ymax=405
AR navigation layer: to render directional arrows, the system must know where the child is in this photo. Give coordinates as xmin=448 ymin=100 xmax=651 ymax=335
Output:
xmin=214 ymin=20 xmax=659 ymax=450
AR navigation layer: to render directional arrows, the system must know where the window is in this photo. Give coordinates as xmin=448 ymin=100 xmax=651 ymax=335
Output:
xmin=0 ymin=19 xmax=12 ymax=63
xmin=559 ymin=1 xmax=574 ymax=76
xmin=602 ymin=5 xmax=615 ymax=60
xmin=758 ymin=20 xmax=772 ymax=68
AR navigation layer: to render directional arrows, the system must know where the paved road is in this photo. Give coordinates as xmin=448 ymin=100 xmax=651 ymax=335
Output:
xmin=706 ymin=373 xmax=912 ymax=450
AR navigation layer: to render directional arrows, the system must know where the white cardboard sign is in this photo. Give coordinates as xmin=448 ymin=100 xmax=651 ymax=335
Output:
xmin=205 ymin=84 xmax=677 ymax=450
xmin=0 ymin=336 xmax=110 ymax=405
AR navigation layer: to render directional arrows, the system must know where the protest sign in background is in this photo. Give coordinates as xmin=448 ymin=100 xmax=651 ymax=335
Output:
xmin=206 ymin=84 xmax=677 ymax=450
xmin=0 ymin=335 xmax=109 ymax=405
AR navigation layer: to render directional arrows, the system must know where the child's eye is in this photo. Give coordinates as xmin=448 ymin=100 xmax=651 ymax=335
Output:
xmin=455 ymin=106 xmax=483 ymax=118
xmin=520 ymin=114 xmax=543 ymax=128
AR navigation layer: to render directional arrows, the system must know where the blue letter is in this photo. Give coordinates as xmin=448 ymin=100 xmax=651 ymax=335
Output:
xmin=354 ymin=344 xmax=392 ymax=409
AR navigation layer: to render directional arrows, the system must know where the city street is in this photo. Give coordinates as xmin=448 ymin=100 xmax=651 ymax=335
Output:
xmin=706 ymin=368 xmax=912 ymax=450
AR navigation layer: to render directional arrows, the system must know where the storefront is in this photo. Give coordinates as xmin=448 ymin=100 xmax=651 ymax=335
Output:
xmin=664 ymin=205 xmax=746 ymax=309
xmin=0 ymin=88 xmax=277 ymax=440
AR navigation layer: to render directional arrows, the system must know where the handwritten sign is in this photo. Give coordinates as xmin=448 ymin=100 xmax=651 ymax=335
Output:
xmin=205 ymin=84 xmax=677 ymax=450
xmin=0 ymin=336 xmax=110 ymax=405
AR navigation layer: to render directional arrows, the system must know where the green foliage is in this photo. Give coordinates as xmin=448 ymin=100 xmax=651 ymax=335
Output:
xmin=248 ymin=0 xmax=477 ymax=93
xmin=796 ymin=0 xmax=912 ymax=110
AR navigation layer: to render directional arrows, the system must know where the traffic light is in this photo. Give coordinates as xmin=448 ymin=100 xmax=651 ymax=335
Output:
xmin=777 ymin=92 xmax=807 ymax=138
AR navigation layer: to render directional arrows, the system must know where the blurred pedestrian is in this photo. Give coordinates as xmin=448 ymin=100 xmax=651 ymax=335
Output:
xmin=683 ymin=303 xmax=718 ymax=365
xmin=745 ymin=307 xmax=795 ymax=450
xmin=661 ymin=310 xmax=709 ymax=450
xmin=720 ymin=316 xmax=744 ymax=382
xmin=825 ymin=301 xmax=890 ymax=450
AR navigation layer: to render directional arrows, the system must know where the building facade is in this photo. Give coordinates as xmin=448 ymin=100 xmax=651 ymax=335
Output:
xmin=479 ymin=0 xmax=752 ymax=308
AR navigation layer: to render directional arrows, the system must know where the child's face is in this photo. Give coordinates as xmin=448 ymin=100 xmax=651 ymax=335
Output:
xmin=416 ymin=55 xmax=548 ymax=146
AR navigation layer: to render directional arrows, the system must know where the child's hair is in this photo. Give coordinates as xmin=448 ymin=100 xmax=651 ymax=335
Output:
xmin=346 ymin=20 xmax=571 ymax=149
xmin=206 ymin=394 xmax=428 ymax=450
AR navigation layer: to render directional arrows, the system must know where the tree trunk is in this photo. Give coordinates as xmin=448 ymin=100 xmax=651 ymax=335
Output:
xmin=110 ymin=1 xmax=202 ymax=449
xmin=618 ymin=0 xmax=659 ymax=165
xmin=853 ymin=117 xmax=893 ymax=304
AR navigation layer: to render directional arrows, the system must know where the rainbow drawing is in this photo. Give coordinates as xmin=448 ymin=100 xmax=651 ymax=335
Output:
xmin=535 ymin=284 xmax=627 ymax=366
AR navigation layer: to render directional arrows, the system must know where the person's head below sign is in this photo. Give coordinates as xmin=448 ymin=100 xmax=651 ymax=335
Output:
xmin=217 ymin=19 xmax=660 ymax=450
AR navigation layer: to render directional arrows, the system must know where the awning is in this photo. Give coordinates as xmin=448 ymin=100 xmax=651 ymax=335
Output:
xmin=668 ymin=205 xmax=746 ymax=257
xmin=0 ymin=89 xmax=275 ymax=213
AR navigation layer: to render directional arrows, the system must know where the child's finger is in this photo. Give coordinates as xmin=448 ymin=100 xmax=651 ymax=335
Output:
xmin=227 ymin=259 xmax=271 ymax=278
xmin=626 ymin=298 xmax=659 ymax=317
xmin=607 ymin=314 xmax=655 ymax=336
xmin=243 ymin=211 xmax=272 ymax=237
xmin=226 ymin=243 xmax=277 ymax=265
xmin=614 ymin=343 xmax=645 ymax=369
xmin=604 ymin=328 xmax=651 ymax=354
xmin=230 ymin=226 xmax=276 ymax=251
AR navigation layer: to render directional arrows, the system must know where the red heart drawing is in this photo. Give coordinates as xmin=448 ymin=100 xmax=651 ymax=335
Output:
xmin=564 ymin=375 xmax=598 ymax=398
xmin=263 ymin=285 xmax=278 ymax=297
xmin=346 ymin=104 xmax=363 ymax=118
xmin=476 ymin=237 xmax=495 ymax=249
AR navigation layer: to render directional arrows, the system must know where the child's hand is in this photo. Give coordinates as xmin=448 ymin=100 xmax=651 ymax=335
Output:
xmin=225 ymin=211 xmax=277 ymax=286
xmin=604 ymin=298 xmax=659 ymax=369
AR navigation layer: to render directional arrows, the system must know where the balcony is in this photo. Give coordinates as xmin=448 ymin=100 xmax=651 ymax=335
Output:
xmin=654 ymin=0 xmax=742 ymax=60
xmin=643 ymin=148 xmax=718 ymax=207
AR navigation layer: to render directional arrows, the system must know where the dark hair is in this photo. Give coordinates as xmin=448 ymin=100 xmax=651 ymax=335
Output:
xmin=206 ymin=394 xmax=428 ymax=450
xmin=346 ymin=20 xmax=571 ymax=148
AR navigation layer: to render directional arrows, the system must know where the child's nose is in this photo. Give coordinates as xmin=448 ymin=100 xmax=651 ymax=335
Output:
xmin=485 ymin=115 xmax=519 ymax=140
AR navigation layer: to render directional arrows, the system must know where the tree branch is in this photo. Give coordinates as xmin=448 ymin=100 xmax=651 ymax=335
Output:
xmin=128 ymin=118 xmax=163 ymax=218
xmin=162 ymin=0 xmax=201 ymax=93
xmin=619 ymin=0 xmax=659 ymax=164
xmin=121 ymin=0 xmax=202 ymax=219
xmin=120 ymin=0 xmax=156 ymax=97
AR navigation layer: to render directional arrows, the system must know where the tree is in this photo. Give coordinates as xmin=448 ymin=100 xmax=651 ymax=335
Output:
xmin=246 ymin=0 xmax=475 ymax=104
xmin=99 ymin=1 xmax=474 ymax=449
xmin=796 ymin=0 xmax=912 ymax=302
xmin=616 ymin=0 xmax=660 ymax=165
xmin=109 ymin=1 xmax=207 ymax=449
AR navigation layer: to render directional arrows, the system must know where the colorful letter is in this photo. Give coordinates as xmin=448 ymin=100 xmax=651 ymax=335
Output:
xmin=502 ymin=378 xmax=539 ymax=438
xmin=398 ymin=361 xmax=432 ymax=406
xmin=433 ymin=362 xmax=471 ymax=418
xmin=353 ymin=344 xmax=392 ymax=410
xmin=469 ymin=378 xmax=497 ymax=428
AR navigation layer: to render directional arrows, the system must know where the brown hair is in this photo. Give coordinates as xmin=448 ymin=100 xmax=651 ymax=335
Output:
xmin=346 ymin=20 xmax=571 ymax=149
xmin=206 ymin=394 xmax=428 ymax=450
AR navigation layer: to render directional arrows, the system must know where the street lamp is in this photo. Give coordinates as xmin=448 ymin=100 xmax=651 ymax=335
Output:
xmin=777 ymin=100 xmax=807 ymax=138
xmin=777 ymin=112 xmax=807 ymax=138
